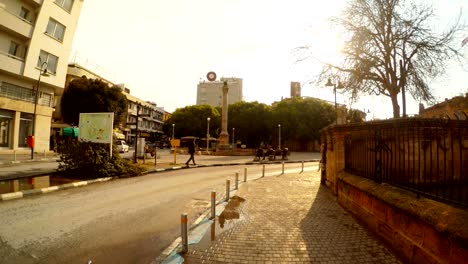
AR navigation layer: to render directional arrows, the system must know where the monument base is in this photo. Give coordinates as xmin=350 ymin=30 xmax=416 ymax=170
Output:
xmin=216 ymin=144 xmax=232 ymax=152
xmin=218 ymin=132 xmax=229 ymax=145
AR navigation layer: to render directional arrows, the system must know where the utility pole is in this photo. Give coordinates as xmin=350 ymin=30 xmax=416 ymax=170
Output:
xmin=134 ymin=104 xmax=140 ymax=163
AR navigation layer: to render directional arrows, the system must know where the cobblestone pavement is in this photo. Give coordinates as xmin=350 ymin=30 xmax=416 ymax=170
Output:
xmin=183 ymin=171 xmax=403 ymax=264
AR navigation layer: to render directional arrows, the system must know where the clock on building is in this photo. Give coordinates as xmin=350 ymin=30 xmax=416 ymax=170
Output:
xmin=207 ymin=71 xmax=217 ymax=81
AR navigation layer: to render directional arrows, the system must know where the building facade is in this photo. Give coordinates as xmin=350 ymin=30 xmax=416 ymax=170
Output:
xmin=290 ymin=82 xmax=301 ymax=98
xmin=0 ymin=0 xmax=83 ymax=154
xmin=419 ymin=94 xmax=468 ymax=119
xmin=196 ymin=77 xmax=242 ymax=107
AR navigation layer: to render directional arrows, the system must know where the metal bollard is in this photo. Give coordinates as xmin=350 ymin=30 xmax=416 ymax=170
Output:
xmin=244 ymin=168 xmax=247 ymax=182
xmin=282 ymin=162 xmax=284 ymax=175
xmin=13 ymin=150 xmax=17 ymax=161
xmin=235 ymin=172 xmax=239 ymax=190
xmin=262 ymin=165 xmax=265 ymax=177
xmin=226 ymin=180 xmax=230 ymax=201
xmin=211 ymin=191 xmax=216 ymax=219
xmin=301 ymin=161 xmax=304 ymax=172
xmin=154 ymin=148 xmax=157 ymax=166
xmin=43 ymin=150 xmax=46 ymax=158
xmin=181 ymin=213 xmax=188 ymax=253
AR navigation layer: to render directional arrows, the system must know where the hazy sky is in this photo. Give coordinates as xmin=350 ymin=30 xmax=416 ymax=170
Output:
xmin=71 ymin=0 xmax=468 ymax=118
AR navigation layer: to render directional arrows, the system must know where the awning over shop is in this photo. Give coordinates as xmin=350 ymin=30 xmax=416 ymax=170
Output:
xmin=113 ymin=132 xmax=125 ymax=139
xmin=63 ymin=127 xmax=79 ymax=137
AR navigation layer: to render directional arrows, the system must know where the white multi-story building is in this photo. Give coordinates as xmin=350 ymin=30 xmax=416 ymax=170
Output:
xmin=196 ymin=77 xmax=243 ymax=107
xmin=0 ymin=0 xmax=83 ymax=154
xmin=62 ymin=63 xmax=165 ymax=145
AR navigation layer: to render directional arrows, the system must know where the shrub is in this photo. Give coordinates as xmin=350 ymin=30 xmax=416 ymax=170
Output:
xmin=57 ymin=140 xmax=144 ymax=179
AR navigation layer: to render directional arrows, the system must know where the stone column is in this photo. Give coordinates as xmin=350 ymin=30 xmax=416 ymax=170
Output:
xmin=218 ymin=81 xmax=229 ymax=145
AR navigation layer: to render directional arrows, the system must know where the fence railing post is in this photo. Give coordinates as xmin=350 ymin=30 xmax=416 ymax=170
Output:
xmin=281 ymin=162 xmax=284 ymax=175
xmin=211 ymin=191 xmax=216 ymax=219
xmin=301 ymin=161 xmax=304 ymax=172
xmin=244 ymin=168 xmax=247 ymax=182
xmin=180 ymin=213 xmax=188 ymax=253
xmin=235 ymin=172 xmax=239 ymax=189
xmin=226 ymin=180 xmax=230 ymax=201
xmin=262 ymin=165 xmax=265 ymax=177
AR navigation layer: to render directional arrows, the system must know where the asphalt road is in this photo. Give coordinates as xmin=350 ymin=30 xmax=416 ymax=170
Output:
xmin=0 ymin=162 xmax=317 ymax=264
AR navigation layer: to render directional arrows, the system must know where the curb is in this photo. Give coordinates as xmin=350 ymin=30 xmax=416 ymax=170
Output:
xmin=0 ymin=177 xmax=114 ymax=201
xmin=0 ymin=158 xmax=59 ymax=166
xmin=0 ymin=160 xmax=319 ymax=202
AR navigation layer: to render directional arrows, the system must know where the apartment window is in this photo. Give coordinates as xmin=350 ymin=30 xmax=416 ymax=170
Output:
xmin=0 ymin=82 xmax=53 ymax=107
xmin=8 ymin=42 xmax=19 ymax=57
xmin=54 ymin=0 xmax=74 ymax=12
xmin=38 ymin=50 xmax=59 ymax=74
xmin=46 ymin=19 xmax=66 ymax=41
xmin=19 ymin=7 xmax=29 ymax=20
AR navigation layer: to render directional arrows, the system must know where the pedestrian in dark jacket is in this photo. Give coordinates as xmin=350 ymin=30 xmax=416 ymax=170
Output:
xmin=185 ymin=140 xmax=196 ymax=166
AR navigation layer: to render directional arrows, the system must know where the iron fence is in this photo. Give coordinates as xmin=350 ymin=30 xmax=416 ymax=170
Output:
xmin=344 ymin=119 xmax=468 ymax=207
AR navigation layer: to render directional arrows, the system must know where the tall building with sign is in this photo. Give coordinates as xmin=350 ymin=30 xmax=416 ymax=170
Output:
xmin=0 ymin=0 xmax=84 ymax=153
xmin=291 ymin=82 xmax=301 ymax=98
xmin=196 ymin=77 xmax=243 ymax=107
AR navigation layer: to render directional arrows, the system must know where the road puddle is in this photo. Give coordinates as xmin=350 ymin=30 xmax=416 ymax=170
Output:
xmin=0 ymin=175 xmax=80 ymax=195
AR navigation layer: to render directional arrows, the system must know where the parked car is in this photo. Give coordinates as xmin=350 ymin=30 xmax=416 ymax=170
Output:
xmin=116 ymin=140 xmax=129 ymax=153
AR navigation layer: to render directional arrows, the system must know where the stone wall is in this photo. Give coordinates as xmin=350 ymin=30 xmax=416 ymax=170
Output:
xmin=338 ymin=173 xmax=468 ymax=263
xmin=321 ymin=124 xmax=468 ymax=263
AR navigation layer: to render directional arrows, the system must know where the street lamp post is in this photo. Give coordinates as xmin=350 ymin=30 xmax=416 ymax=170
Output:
xmin=278 ymin=124 xmax=281 ymax=148
xmin=232 ymin=127 xmax=235 ymax=147
xmin=31 ymin=61 xmax=49 ymax=160
xmin=133 ymin=104 xmax=140 ymax=163
xmin=325 ymin=78 xmax=344 ymax=125
xmin=206 ymin=117 xmax=211 ymax=152
xmin=172 ymin=124 xmax=175 ymax=140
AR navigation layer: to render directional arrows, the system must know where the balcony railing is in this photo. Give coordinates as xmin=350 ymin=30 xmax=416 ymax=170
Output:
xmin=0 ymin=5 xmax=34 ymax=38
xmin=0 ymin=51 xmax=25 ymax=75
xmin=344 ymin=119 xmax=468 ymax=207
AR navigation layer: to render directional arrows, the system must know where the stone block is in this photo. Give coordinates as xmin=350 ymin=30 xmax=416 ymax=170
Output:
xmin=371 ymin=197 xmax=387 ymax=220
xmin=422 ymin=225 xmax=451 ymax=260
xmin=360 ymin=192 xmax=372 ymax=210
xmin=406 ymin=219 xmax=424 ymax=245
xmin=412 ymin=245 xmax=439 ymax=264
xmin=386 ymin=205 xmax=401 ymax=230
xmin=393 ymin=232 xmax=414 ymax=262
xmin=377 ymin=220 xmax=395 ymax=242
xmin=449 ymin=244 xmax=468 ymax=264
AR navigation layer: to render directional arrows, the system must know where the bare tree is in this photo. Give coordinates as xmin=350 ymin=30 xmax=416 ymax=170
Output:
xmin=312 ymin=0 xmax=466 ymax=118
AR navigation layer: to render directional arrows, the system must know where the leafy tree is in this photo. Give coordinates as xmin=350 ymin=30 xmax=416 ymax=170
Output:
xmin=61 ymin=77 xmax=128 ymax=127
xmin=271 ymin=98 xmax=335 ymax=146
xmin=228 ymin=101 xmax=272 ymax=147
xmin=163 ymin=105 xmax=220 ymax=139
xmin=315 ymin=0 xmax=466 ymax=117
xmin=347 ymin=109 xmax=366 ymax=123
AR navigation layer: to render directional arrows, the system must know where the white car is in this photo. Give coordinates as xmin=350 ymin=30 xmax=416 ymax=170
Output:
xmin=116 ymin=140 xmax=129 ymax=153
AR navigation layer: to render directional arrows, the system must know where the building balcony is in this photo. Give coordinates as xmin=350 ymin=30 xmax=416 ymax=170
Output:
xmin=24 ymin=0 xmax=43 ymax=6
xmin=0 ymin=5 xmax=34 ymax=39
xmin=0 ymin=51 xmax=25 ymax=75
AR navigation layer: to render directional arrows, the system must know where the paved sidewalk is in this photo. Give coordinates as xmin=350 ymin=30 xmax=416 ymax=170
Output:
xmin=182 ymin=171 xmax=402 ymax=263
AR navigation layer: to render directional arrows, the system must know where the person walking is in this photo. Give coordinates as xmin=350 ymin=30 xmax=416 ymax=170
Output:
xmin=185 ymin=139 xmax=196 ymax=166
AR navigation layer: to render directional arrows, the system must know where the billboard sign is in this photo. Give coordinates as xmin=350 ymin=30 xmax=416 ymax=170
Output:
xmin=78 ymin=113 xmax=114 ymax=143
